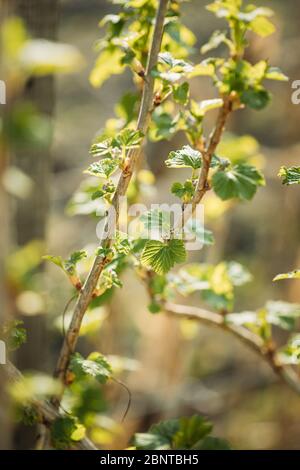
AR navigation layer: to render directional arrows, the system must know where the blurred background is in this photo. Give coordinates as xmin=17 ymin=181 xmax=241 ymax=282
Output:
xmin=1 ymin=0 xmax=300 ymax=450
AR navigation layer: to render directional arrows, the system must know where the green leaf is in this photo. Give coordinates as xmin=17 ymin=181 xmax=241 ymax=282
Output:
xmin=133 ymin=415 xmax=229 ymax=450
xmin=158 ymin=52 xmax=193 ymax=72
xmin=249 ymin=16 xmax=275 ymax=38
xmin=227 ymin=301 xmax=300 ymax=335
xmin=201 ymin=30 xmax=231 ymax=54
xmin=277 ymin=335 xmax=300 ymax=366
xmin=173 ymin=82 xmax=190 ymax=105
xmin=70 ymin=352 xmax=112 ymax=384
xmin=171 ymin=180 xmax=195 ymax=203
xmin=112 ymin=128 xmax=143 ymax=148
xmin=85 ymin=159 xmax=119 ymax=179
xmin=51 ymin=416 xmax=86 ymax=449
xmin=265 ymin=301 xmax=300 ymax=331
xmin=274 ymin=270 xmax=300 ymax=282
xmin=265 ymin=67 xmax=289 ymax=82
xmin=141 ymin=239 xmax=186 ymax=275
xmin=148 ymin=301 xmax=162 ymax=314
xmin=188 ymin=61 xmax=216 ymax=78
xmin=90 ymin=48 xmax=125 ymax=88
xmin=278 ymin=166 xmax=300 ymax=186
xmin=90 ymin=138 xmax=116 ymax=158
xmin=64 ymin=250 xmax=87 ymax=275
xmin=150 ymin=110 xmax=179 ymax=141
xmin=172 ymin=416 xmax=213 ymax=449
xmin=174 ymin=261 xmax=251 ymax=311
xmin=166 ymin=145 xmax=202 ymax=169
xmin=42 ymin=255 xmax=64 ymax=269
xmin=191 ymin=98 xmax=223 ymax=118
xmin=226 ymin=261 xmax=253 ymax=286
xmin=212 ymin=164 xmax=265 ymax=201
xmin=241 ymin=87 xmax=271 ymax=110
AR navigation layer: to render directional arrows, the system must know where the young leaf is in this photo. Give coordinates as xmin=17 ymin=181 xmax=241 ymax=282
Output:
xmin=112 ymin=128 xmax=143 ymax=148
xmin=70 ymin=352 xmax=112 ymax=384
xmin=141 ymin=239 xmax=186 ymax=275
xmin=278 ymin=166 xmax=300 ymax=186
xmin=265 ymin=301 xmax=300 ymax=331
xmin=277 ymin=335 xmax=300 ymax=366
xmin=212 ymin=164 xmax=265 ymax=201
xmin=227 ymin=301 xmax=300 ymax=334
xmin=274 ymin=270 xmax=300 ymax=282
xmin=166 ymin=145 xmax=202 ymax=169
xmin=173 ymin=82 xmax=190 ymax=105
xmin=191 ymin=98 xmax=223 ymax=118
xmin=85 ymin=159 xmax=119 ymax=179
xmin=201 ymin=30 xmax=231 ymax=54
xmin=171 ymin=180 xmax=195 ymax=202
xmin=64 ymin=251 xmax=87 ymax=275
xmin=265 ymin=67 xmax=289 ymax=82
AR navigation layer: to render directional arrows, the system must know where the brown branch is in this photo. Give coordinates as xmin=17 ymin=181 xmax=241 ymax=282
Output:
xmin=164 ymin=302 xmax=300 ymax=396
xmin=179 ymin=95 xmax=233 ymax=228
xmin=4 ymin=361 xmax=97 ymax=450
xmin=53 ymin=0 xmax=170 ymax=392
xmin=192 ymin=96 xmax=233 ymax=207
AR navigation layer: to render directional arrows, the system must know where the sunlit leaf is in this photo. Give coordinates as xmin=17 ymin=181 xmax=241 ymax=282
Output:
xmin=274 ymin=270 xmax=300 ymax=282
xmin=212 ymin=164 xmax=265 ymax=201
xmin=141 ymin=239 xmax=186 ymax=275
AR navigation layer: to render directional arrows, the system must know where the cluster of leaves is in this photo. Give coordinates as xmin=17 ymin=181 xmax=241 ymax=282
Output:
xmin=90 ymin=0 xmax=196 ymax=88
xmin=50 ymin=416 xmax=86 ymax=450
xmin=226 ymin=301 xmax=300 ymax=342
xmin=133 ymin=415 xmax=230 ymax=450
xmin=166 ymin=144 xmax=265 ymax=203
xmin=279 ymin=166 xmax=300 ymax=186
xmin=33 ymin=0 xmax=296 ymax=450
xmin=64 ymin=0 xmax=286 ymax=288
xmin=88 ymin=129 xmax=143 ymax=181
xmin=171 ymin=261 xmax=252 ymax=311
xmin=43 ymin=250 xmax=87 ymax=290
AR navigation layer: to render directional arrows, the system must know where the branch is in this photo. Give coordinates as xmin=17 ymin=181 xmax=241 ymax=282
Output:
xmin=181 ymin=95 xmax=233 ymax=226
xmin=193 ymin=96 xmax=233 ymax=207
xmin=164 ymin=302 xmax=300 ymax=396
xmin=54 ymin=0 xmax=170 ymax=390
xmin=3 ymin=361 xmax=97 ymax=450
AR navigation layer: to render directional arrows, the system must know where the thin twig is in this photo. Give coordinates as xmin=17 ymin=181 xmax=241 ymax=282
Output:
xmin=112 ymin=377 xmax=132 ymax=423
xmin=164 ymin=302 xmax=300 ymax=396
xmin=53 ymin=0 xmax=170 ymax=396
